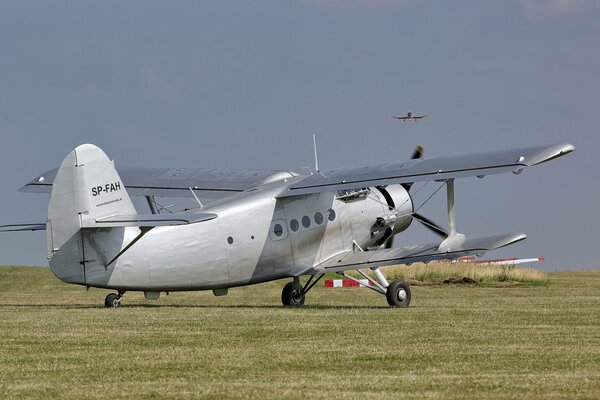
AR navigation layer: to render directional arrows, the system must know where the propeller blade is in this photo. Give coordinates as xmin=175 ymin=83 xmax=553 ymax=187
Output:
xmin=410 ymin=145 xmax=424 ymax=160
xmin=384 ymin=236 xmax=394 ymax=249
xmin=402 ymin=145 xmax=424 ymax=191
xmin=413 ymin=213 xmax=447 ymax=238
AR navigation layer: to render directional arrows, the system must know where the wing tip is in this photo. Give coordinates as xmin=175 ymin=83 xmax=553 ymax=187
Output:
xmin=499 ymin=233 xmax=527 ymax=248
xmin=528 ymin=143 xmax=575 ymax=166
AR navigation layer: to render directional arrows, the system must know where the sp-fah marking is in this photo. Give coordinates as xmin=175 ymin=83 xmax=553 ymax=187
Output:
xmin=92 ymin=182 xmax=121 ymax=196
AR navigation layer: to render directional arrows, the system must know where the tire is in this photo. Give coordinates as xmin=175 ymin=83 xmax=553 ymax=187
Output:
xmin=281 ymin=282 xmax=305 ymax=307
xmin=104 ymin=293 xmax=121 ymax=308
xmin=386 ymin=279 xmax=411 ymax=308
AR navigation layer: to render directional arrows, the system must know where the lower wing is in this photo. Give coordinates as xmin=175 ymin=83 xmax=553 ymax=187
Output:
xmin=310 ymin=232 xmax=526 ymax=274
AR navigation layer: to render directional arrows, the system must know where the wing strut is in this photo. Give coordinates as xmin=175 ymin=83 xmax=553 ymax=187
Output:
xmin=145 ymin=196 xmax=159 ymax=215
xmin=336 ymin=272 xmax=386 ymax=295
xmin=438 ymin=179 xmax=466 ymax=250
xmin=447 ymin=179 xmax=457 ymax=236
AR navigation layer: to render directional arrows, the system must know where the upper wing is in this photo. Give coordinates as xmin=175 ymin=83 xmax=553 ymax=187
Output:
xmin=0 ymin=212 xmax=218 ymax=231
xmin=278 ymin=143 xmax=574 ymax=197
xmin=311 ymin=232 xmax=526 ymax=274
xmin=20 ymin=167 xmax=298 ymax=202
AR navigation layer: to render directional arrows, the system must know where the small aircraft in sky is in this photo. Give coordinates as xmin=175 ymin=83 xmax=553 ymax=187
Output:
xmin=0 ymin=141 xmax=574 ymax=308
xmin=393 ymin=112 xmax=428 ymax=121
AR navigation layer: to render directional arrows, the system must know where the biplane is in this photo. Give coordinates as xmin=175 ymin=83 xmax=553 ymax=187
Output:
xmin=1 ymin=142 xmax=574 ymax=308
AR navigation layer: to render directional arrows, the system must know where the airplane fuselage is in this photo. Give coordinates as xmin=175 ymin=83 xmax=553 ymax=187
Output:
xmin=49 ymin=182 xmax=413 ymax=292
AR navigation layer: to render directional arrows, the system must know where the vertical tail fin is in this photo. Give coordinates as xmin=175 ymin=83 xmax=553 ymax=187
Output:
xmin=47 ymin=144 xmax=136 ymax=281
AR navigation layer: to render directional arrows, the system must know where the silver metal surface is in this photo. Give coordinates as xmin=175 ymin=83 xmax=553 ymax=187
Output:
xmin=280 ymin=143 xmax=575 ymax=197
xmin=84 ymin=212 xmax=218 ymax=228
xmin=398 ymin=289 xmax=407 ymax=301
xmin=446 ymin=179 xmax=457 ymax=236
xmin=371 ymin=267 xmax=389 ymax=288
xmin=145 ymin=196 xmax=159 ymax=214
xmin=315 ymin=233 xmax=527 ymax=273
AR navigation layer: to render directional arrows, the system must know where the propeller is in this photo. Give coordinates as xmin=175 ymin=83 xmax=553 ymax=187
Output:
xmin=385 ymin=211 xmax=447 ymax=249
xmin=401 ymin=145 xmax=424 ymax=192
xmin=386 ymin=145 xmax=448 ymax=248
xmin=410 ymin=145 xmax=424 ymax=160
xmin=412 ymin=213 xmax=447 ymax=238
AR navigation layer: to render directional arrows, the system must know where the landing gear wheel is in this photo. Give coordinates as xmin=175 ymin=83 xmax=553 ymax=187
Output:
xmin=281 ymin=282 xmax=305 ymax=307
xmin=104 ymin=293 xmax=122 ymax=308
xmin=386 ymin=279 xmax=411 ymax=308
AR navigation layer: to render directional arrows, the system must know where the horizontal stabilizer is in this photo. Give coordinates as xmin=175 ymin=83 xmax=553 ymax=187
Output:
xmin=82 ymin=212 xmax=217 ymax=228
xmin=313 ymin=233 xmax=527 ymax=274
xmin=0 ymin=222 xmax=46 ymax=232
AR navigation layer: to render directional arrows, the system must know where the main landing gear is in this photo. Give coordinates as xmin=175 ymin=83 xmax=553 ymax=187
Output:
xmin=281 ymin=270 xmax=411 ymax=308
xmin=281 ymin=282 xmax=305 ymax=306
xmin=104 ymin=291 xmax=125 ymax=308
xmin=281 ymin=275 xmax=325 ymax=307
xmin=385 ymin=279 xmax=411 ymax=307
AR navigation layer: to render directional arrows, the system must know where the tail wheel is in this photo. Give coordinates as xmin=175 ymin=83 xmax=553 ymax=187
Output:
xmin=386 ymin=279 xmax=411 ymax=308
xmin=281 ymin=282 xmax=305 ymax=307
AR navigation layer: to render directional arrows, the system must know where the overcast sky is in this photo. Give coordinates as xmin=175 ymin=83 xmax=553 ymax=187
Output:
xmin=0 ymin=1 xmax=597 ymax=269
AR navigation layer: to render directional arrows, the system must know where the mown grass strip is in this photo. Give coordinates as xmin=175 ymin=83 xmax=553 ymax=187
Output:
xmin=0 ymin=266 xmax=598 ymax=399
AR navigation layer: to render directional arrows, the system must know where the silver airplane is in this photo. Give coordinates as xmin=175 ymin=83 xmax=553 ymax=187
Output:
xmin=393 ymin=112 xmax=428 ymax=121
xmin=1 ymin=142 xmax=574 ymax=308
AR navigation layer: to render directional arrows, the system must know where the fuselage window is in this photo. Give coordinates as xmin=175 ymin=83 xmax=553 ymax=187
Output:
xmin=327 ymin=208 xmax=336 ymax=222
xmin=227 ymin=236 xmax=234 ymax=244
xmin=314 ymin=212 xmax=323 ymax=225
xmin=273 ymin=223 xmax=284 ymax=237
xmin=290 ymin=219 xmax=299 ymax=232
xmin=302 ymin=216 xmax=311 ymax=228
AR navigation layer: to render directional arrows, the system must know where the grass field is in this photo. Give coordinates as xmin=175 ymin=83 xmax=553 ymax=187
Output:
xmin=1 ymin=266 xmax=599 ymax=399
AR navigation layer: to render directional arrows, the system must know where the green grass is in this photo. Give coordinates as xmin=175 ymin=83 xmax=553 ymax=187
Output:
xmin=1 ymin=266 xmax=599 ymax=399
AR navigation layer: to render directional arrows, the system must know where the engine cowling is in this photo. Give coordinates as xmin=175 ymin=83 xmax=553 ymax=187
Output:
xmin=373 ymin=184 xmax=413 ymax=235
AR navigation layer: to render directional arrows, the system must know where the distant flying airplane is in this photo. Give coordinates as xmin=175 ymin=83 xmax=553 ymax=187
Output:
xmin=0 ymin=141 xmax=574 ymax=308
xmin=393 ymin=112 xmax=428 ymax=121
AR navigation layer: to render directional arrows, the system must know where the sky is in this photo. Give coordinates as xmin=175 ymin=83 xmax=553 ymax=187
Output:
xmin=0 ymin=0 xmax=597 ymax=269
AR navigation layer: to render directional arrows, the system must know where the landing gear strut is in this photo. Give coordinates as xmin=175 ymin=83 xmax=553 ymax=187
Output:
xmin=338 ymin=267 xmax=412 ymax=308
xmin=104 ymin=291 xmax=125 ymax=308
